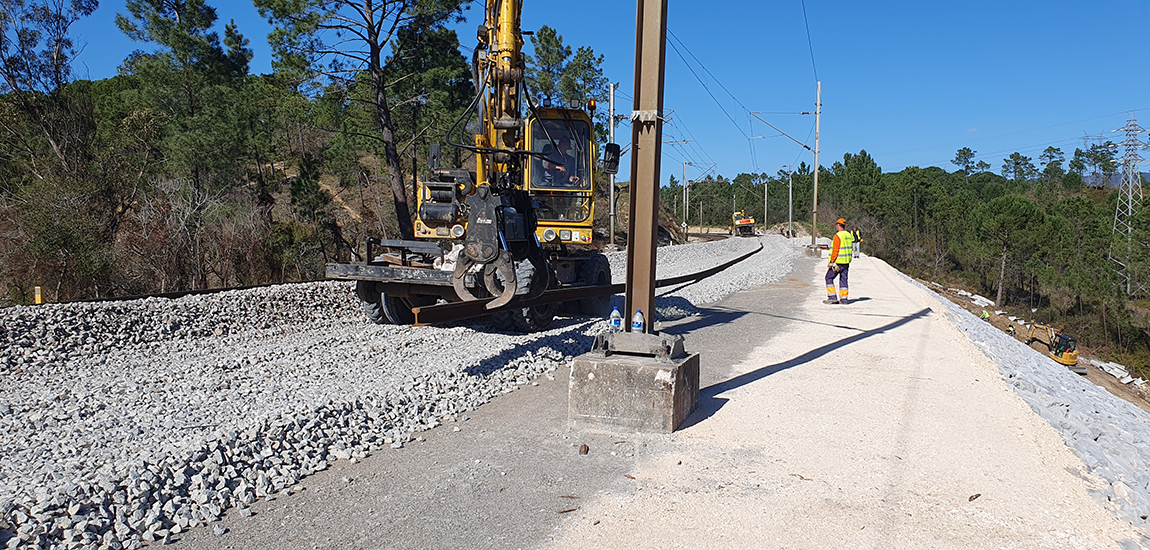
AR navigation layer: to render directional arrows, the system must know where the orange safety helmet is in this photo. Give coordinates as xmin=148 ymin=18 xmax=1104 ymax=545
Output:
xmin=835 ymin=218 xmax=847 ymax=226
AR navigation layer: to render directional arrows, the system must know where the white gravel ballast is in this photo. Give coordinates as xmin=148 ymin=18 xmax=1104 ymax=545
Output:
xmin=0 ymin=235 xmax=798 ymax=549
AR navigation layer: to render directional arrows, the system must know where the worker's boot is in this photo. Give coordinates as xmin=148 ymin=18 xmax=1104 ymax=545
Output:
xmin=824 ymin=285 xmax=839 ymax=304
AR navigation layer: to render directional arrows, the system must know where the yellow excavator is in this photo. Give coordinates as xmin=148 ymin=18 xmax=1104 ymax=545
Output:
xmin=326 ymin=0 xmax=619 ymax=332
xmin=1025 ymin=323 xmax=1084 ymax=374
xmin=731 ymin=211 xmax=755 ymax=237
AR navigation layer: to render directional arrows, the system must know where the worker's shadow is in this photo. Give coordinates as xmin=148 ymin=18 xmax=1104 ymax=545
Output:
xmin=678 ymin=307 xmax=931 ymax=430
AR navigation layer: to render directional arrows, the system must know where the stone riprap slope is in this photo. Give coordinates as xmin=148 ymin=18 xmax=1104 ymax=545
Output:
xmin=0 ymin=236 xmax=797 ymax=549
xmin=902 ymin=273 xmax=1150 ymax=533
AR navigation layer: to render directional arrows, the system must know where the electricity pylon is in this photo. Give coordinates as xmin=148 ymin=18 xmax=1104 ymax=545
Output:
xmin=1110 ymin=112 xmax=1148 ymax=295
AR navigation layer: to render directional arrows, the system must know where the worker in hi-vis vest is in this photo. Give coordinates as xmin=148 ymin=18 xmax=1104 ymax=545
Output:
xmin=825 ymin=218 xmax=854 ymax=304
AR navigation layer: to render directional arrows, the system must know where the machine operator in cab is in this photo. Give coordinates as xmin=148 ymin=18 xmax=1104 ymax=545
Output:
xmin=541 ymin=136 xmax=581 ymax=186
xmin=825 ymin=218 xmax=854 ymax=304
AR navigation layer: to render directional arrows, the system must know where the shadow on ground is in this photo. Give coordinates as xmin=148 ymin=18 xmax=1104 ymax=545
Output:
xmin=679 ymin=307 xmax=933 ymax=429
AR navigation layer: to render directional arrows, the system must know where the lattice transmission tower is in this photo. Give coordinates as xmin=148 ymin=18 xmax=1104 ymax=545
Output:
xmin=1110 ymin=112 xmax=1148 ymax=295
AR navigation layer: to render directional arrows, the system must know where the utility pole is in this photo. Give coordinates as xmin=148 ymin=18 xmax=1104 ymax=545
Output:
xmin=569 ymin=0 xmax=698 ymax=436
xmin=681 ymin=161 xmax=692 ymax=239
xmin=762 ymin=175 xmax=768 ymax=233
xmin=810 ymin=81 xmax=821 ymax=248
xmin=787 ymin=165 xmax=794 ymax=238
xmin=623 ymin=0 xmax=668 ymax=332
xmin=608 ymin=82 xmax=617 ymax=250
xmin=747 ymin=135 xmax=767 ymax=232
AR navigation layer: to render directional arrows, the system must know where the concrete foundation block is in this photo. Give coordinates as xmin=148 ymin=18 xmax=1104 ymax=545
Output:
xmin=568 ymin=352 xmax=700 ymax=433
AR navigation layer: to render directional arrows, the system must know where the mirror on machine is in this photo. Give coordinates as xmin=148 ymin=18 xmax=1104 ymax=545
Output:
xmin=603 ymin=143 xmax=620 ymax=175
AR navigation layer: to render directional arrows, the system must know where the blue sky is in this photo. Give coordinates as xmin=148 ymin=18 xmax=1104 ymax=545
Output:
xmin=72 ymin=1 xmax=1150 ymax=184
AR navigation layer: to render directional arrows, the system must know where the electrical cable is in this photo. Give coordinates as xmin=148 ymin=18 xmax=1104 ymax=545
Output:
xmin=667 ymin=29 xmax=753 ymax=117
xmin=918 ymin=136 xmax=1086 ymax=170
xmin=884 ymin=110 xmax=1144 ymax=158
xmin=665 ymin=36 xmax=750 ymax=140
xmin=666 ymin=28 xmax=815 ymax=166
xmin=800 ymin=0 xmax=818 ymax=82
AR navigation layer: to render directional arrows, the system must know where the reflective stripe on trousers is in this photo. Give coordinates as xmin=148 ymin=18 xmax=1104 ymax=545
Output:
xmin=826 ymin=264 xmax=849 ymax=300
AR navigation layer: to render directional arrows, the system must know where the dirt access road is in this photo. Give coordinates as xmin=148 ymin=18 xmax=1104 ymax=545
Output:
xmin=173 ymin=255 xmax=1139 ymax=550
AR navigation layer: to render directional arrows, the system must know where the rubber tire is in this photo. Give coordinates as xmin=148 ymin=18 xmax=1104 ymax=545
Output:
xmin=505 ymin=302 xmax=557 ymax=332
xmin=577 ymin=254 xmax=612 ymax=318
xmin=493 ymin=266 xmax=556 ymax=332
xmin=355 ymin=281 xmax=388 ymax=325
xmin=381 ymin=293 xmax=415 ymax=325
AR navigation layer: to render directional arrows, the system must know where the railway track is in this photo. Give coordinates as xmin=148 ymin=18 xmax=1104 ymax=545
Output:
xmin=687 ymin=232 xmax=740 ymax=243
xmin=25 ymin=237 xmax=755 ymax=312
xmin=412 ymin=242 xmax=763 ymax=325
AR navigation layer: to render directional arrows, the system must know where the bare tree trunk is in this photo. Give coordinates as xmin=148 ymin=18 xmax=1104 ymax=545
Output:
xmin=369 ymin=50 xmax=414 ymax=240
xmin=996 ymin=241 xmax=1007 ymax=306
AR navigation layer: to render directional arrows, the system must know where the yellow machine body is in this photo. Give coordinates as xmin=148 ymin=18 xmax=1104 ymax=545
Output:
xmin=331 ymin=0 xmax=616 ymax=329
xmin=732 ymin=211 xmax=755 ymax=236
xmin=411 ymin=0 xmax=596 ymax=248
xmin=1027 ymin=323 xmax=1080 ymax=368
xmin=527 ymin=107 xmax=596 ymax=246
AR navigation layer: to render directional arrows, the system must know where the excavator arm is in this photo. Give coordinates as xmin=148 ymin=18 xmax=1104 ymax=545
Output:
xmin=447 ymin=0 xmax=550 ymax=309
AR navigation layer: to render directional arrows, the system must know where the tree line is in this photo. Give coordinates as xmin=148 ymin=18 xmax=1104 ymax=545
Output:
xmin=662 ymin=145 xmax=1148 ymax=369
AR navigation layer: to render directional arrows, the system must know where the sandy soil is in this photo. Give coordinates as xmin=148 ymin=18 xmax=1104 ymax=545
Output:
xmin=542 ymin=255 xmax=1140 ymax=549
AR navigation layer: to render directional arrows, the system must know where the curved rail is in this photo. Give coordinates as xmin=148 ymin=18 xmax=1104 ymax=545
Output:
xmin=411 ymin=242 xmax=764 ymax=325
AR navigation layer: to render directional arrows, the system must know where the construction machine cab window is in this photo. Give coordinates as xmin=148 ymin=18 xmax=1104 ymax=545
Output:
xmin=531 ymin=119 xmax=590 ymax=190
xmin=530 ymin=117 xmax=592 ymax=224
xmin=1053 ymin=334 xmax=1077 ymax=355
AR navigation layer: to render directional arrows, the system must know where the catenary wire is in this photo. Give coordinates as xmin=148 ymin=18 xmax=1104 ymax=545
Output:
xmin=800 ymin=0 xmax=818 ymax=82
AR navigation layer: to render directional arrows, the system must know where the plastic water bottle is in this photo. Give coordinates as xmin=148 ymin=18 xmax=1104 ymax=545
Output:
xmin=608 ymin=306 xmax=623 ymax=332
xmin=631 ymin=309 xmax=645 ymax=333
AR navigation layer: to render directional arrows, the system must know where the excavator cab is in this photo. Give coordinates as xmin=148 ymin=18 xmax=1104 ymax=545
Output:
xmin=1026 ymin=323 xmax=1083 ymax=373
xmin=1050 ymin=333 xmax=1078 ymax=366
xmin=526 ymin=108 xmax=596 ymax=247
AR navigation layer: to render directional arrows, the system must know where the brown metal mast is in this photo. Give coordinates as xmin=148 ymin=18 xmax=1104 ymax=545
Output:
xmin=624 ymin=0 xmax=668 ymax=332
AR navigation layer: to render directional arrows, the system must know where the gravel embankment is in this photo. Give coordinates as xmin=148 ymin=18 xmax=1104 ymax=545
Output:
xmin=606 ymin=235 xmax=800 ymax=322
xmin=0 ymin=235 xmax=799 ymax=549
xmin=901 ymin=272 xmax=1150 ymax=532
